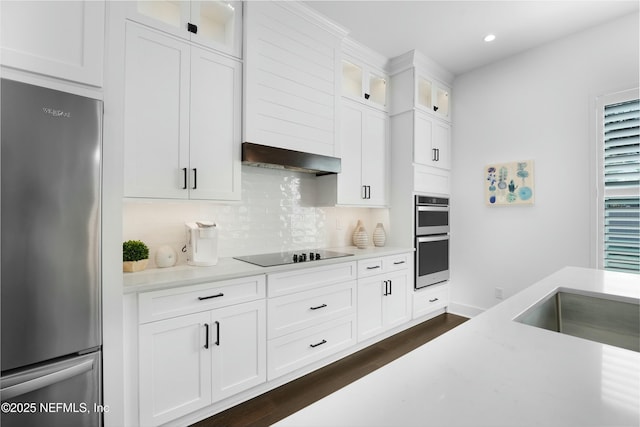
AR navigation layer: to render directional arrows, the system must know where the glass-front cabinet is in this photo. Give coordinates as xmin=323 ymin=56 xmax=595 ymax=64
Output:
xmin=417 ymin=76 xmax=450 ymax=120
xmin=127 ymin=0 xmax=242 ymax=57
xmin=341 ymin=38 xmax=389 ymax=111
xmin=342 ymin=59 xmax=388 ymax=110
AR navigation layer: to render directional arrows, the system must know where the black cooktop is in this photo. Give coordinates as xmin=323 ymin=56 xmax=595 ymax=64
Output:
xmin=234 ymin=249 xmax=353 ymax=267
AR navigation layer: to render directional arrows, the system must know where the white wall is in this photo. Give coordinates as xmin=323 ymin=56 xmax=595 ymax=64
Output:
xmin=450 ymin=13 xmax=639 ymax=315
xmin=123 ymin=166 xmax=389 ymax=267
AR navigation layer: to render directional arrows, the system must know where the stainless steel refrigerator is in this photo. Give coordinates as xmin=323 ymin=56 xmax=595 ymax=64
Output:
xmin=1 ymin=79 xmax=102 ymax=426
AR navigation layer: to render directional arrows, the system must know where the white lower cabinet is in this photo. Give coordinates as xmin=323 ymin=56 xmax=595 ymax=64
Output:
xmin=138 ymin=277 xmax=266 ymax=427
xmin=413 ymin=283 xmax=450 ymax=319
xmin=139 ymin=311 xmax=212 ymax=426
xmin=358 ymin=271 xmax=411 ymax=342
xmin=131 ymin=253 xmax=424 ymax=425
xmin=266 ymin=262 xmax=357 ymax=380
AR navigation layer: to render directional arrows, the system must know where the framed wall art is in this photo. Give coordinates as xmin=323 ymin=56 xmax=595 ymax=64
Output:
xmin=485 ymin=160 xmax=535 ymax=206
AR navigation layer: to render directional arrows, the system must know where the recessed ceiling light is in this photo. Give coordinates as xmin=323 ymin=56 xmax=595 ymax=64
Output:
xmin=484 ymin=34 xmax=496 ymax=42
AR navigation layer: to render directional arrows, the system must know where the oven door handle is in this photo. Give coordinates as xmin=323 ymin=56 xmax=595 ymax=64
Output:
xmin=417 ymin=235 xmax=449 ymax=243
xmin=417 ymin=206 xmax=449 ymax=212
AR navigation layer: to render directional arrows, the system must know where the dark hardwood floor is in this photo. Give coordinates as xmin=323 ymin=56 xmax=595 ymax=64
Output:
xmin=192 ymin=313 xmax=468 ymax=427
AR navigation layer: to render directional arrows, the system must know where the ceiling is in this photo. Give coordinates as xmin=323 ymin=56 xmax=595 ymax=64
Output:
xmin=304 ymin=1 xmax=640 ymax=76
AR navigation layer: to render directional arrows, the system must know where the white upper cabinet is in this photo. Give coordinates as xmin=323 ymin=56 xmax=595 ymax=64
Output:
xmin=317 ymin=99 xmax=388 ymax=207
xmin=125 ymin=0 xmax=242 ymax=58
xmin=0 ymin=0 xmax=105 ymax=86
xmin=123 ymin=23 xmax=241 ymax=200
xmin=417 ymin=76 xmax=450 ymax=120
xmin=389 ymin=50 xmax=454 ymax=123
xmin=341 ymin=38 xmax=389 ymax=111
xmin=244 ymin=1 xmax=347 ymax=157
xmin=414 ymin=112 xmax=451 ymax=170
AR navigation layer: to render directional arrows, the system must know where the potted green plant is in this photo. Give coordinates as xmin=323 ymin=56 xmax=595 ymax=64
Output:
xmin=123 ymin=240 xmax=149 ymax=272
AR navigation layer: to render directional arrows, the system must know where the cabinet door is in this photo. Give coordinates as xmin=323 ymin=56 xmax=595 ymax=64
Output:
xmin=0 ymin=1 xmax=104 ymax=86
xmin=384 ymin=272 xmax=411 ymax=329
xmin=139 ymin=312 xmax=212 ymax=427
xmin=433 ymin=119 xmax=451 ymax=170
xmin=189 ymin=47 xmax=242 ymax=200
xmin=414 ymin=113 xmax=450 ymax=170
xmin=124 ymin=23 xmax=190 ymax=199
xmin=337 ymin=101 xmax=364 ymax=204
xmin=362 ymin=109 xmax=388 ymax=206
xmin=190 ymin=1 xmax=243 ymax=57
xmin=211 ymin=300 xmax=266 ymax=401
xmin=357 ymin=277 xmax=385 ymax=341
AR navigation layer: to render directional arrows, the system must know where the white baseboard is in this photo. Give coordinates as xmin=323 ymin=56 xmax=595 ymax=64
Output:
xmin=448 ymin=301 xmax=484 ymax=318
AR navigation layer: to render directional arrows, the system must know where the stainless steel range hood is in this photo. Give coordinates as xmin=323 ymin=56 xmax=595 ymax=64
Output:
xmin=242 ymin=142 xmax=341 ymax=176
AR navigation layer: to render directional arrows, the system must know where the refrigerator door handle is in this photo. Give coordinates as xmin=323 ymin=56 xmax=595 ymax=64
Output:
xmin=0 ymin=359 xmax=94 ymax=401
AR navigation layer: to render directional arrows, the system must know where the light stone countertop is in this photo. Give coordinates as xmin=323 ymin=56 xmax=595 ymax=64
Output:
xmin=273 ymin=266 xmax=640 ymax=427
xmin=123 ymin=246 xmax=414 ymax=294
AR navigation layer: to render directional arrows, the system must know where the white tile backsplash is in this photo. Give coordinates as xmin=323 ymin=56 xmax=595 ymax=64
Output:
xmin=123 ymin=166 xmax=389 ymax=267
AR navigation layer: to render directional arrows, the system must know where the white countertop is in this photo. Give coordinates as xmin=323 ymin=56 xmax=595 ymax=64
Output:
xmin=123 ymin=246 xmax=413 ymax=294
xmin=273 ymin=267 xmax=640 ymax=427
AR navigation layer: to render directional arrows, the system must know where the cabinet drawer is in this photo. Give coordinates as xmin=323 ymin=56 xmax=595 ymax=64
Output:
xmin=268 ymin=281 xmax=356 ymax=339
xmin=139 ymin=275 xmax=266 ymax=323
xmin=357 ymin=258 xmax=384 ymax=278
xmin=385 ymin=253 xmax=411 ymax=273
xmin=413 ymin=283 xmax=449 ymax=319
xmin=358 ymin=253 xmax=412 ymax=278
xmin=268 ymin=262 xmax=356 ymax=298
xmin=267 ymin=315 xmax=356 ymax=380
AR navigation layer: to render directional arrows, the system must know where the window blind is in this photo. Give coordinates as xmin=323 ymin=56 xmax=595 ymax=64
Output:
xmin=603 ymin=98 xmax=639 ymax=273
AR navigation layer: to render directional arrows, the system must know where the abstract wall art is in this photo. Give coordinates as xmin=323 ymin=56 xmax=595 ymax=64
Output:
xmin=485 ymin=160 xmax=535 ymax=206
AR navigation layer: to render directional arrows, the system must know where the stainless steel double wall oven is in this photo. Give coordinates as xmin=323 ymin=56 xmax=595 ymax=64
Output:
xmin=415 ymin=195 xmax=450 ymax=289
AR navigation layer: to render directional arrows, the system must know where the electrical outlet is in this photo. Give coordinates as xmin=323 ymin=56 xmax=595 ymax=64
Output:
xmin=495 ymin=287 xmax=504 ymax=300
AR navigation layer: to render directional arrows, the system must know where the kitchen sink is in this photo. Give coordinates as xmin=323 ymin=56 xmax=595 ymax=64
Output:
xmin=515 ymin=289 xmax=639 ymax=352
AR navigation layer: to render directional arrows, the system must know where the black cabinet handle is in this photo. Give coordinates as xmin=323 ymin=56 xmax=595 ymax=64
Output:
xmin=364 ymin=93 xmax=370 ymax=100
xmin=215 ymin=321 xmax=220 ymax=346
xmin=429 ymin=298 xmax=439 ymax=303
xmin=192 ymin=168 xmax=197 ymax=189
xmin=187 ymin=22 xmax=198 ymax=34
xmin=433 ymin=105 xmax=439 ymax=112
xmin=198 ymin=292 xmax=224 ymax=301
xmin=204 ymin=323 xmax=209 ymax=349
xmin=309 ymin=339 xmax=327 ymax=348
xmin=389 ymin=280 xmax=392 ymax=295
xmin=182 ymin=168 xmax=188 ymax=189
xmin=383 ymin=280 xmax=389 ymax=296
xmin=393 ymin=261 xmax=405 ymax=265
xmin=366 ymin=265 xmax=381 ymax=270
xmin=310 ymin=303 xmax=327 ymax=310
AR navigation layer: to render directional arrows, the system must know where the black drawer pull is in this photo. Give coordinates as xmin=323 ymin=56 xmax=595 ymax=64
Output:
xmin=429 ymin=298 xmax=439 ymax=303
xmin=204 ymin=323 xmax=209 ymax=349
xmin=215 ymin=321 xmax=220 ymax=346
xmin=310 ymin=304 xmax=327 ymax=310
xmin=366 ymin=265 xmax=381 ymax=270
xmin=393 ymin=261 xmax=405 ymax=265
xmin=198 ymin=292 xmax=224 ymax=300
xmin=309 ymin=339 xmax=327 ymax=348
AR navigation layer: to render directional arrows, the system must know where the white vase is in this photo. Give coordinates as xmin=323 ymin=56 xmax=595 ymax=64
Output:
xmin=352 ymin=220 xmax=364 ymax=246
xmin=373 ymin=223 xmax=386 ymax=247
xmin=354 ymin=226 xmax=369 ymax=249
xmin=155 ymin=245 xmax=177 ymax=268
